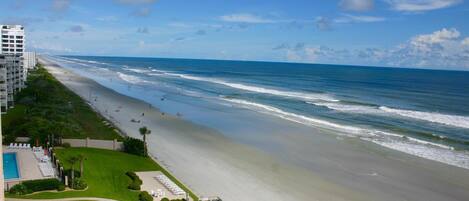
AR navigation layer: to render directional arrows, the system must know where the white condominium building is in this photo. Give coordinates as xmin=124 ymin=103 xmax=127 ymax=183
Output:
xmin=23 ymin=52 xmax=37 ymax=80
xmin=0 ymin=25 xmax=26 ymax=112
xmin=1 ymin=25 xmax=24 ymax=55
xmin=0 ymin=55 xmax=7 ymax=112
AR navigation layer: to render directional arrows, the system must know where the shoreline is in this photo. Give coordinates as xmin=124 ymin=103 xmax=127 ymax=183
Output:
xmin=40 ymin=57 xmax=469 ymax=201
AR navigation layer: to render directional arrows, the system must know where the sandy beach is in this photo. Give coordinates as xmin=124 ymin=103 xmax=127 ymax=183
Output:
xmin=39 ymin=57 xmax=469 ymax=201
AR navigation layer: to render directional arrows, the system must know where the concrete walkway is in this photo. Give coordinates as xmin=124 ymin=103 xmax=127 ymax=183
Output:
xmin=6 ymin=197 xmax=118 ymax=201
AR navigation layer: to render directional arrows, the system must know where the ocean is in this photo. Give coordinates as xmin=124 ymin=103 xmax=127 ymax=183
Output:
xmin=47 ymin=55 xmax=469 ymax=169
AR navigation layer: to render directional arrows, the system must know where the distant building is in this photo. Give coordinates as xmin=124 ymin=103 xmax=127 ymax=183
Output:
xmin=23 ymin=52 xmax=37 ymax=80
xmin=23 ymin=52 xmax=37 ymax=69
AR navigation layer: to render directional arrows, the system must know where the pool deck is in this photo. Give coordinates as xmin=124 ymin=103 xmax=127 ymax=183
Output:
xmin=3 ymin=146 xmax=53 ymax=189
xmin=136 ymin=171 xmax=191 ymax=201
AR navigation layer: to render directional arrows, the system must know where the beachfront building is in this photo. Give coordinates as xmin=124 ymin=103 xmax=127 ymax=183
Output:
xmin=0 ymin=25 xmax=27 ymax=112
xmin=23 ymin=52 xmax=37 ymax=80
xmin=24 ymin=52 xmax=37 ymax=70
xmin=1 ymin=25 xmax=24 ymax=55
xmin=0 ymin=55 xmax=8 ymax=112
xmin=0 ymin=55 xmax=23 ymax=112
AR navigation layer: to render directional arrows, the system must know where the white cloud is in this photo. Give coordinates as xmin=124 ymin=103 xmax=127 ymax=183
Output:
xmin=274 ymin=28 xmax=469 ymax=69
xmin=409 ymin=28 xmax=460 ymax=52
xmin=386 ymin=0 xmax=462 ymax=12
xmin=462 ymin=38 xmax=469 ymax=46
xmin=339 ymin=0 xmax=374 ymax=11
xmin=335 ymin=14 xmax=386 ymax=23
xmin=220 ymin=13 xmax=275 ymax=24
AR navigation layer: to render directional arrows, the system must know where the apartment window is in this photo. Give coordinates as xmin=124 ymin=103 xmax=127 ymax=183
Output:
xmin=1 ymin=35 xmax=7 ymax=38
xmin=2 ymin=40 xmax=7 ymax=43
xmin=16 ymin=45 xmax=23 ymax=48
xmin=9 ymin=40 xmax=14 ymax=43
xmin=2 ymin=26 xmax=7 ymax=29
xmin=9 ymin=49 xmax=14 ymax=52
xmin=16 ymin=36 xmax=23 ymax=39
xmin=2 ymin=44 xmax=7 ymax=47
xmin=9 ymin=36 xmax=14 ymax=39
xmin=17 ymin=49 xmax=23 ymax=52
xmin=16 ymin=40 xmax=22 ymax=43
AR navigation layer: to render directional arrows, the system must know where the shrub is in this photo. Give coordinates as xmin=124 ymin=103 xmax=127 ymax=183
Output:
xmin=123 ymin=137 xmax=146 ymax=156
xmin=128 ymin=182 xmax=141 ymax=190
xmin=22 ymin=178 xmax=61 ymax=192
xmin=62 ymin=142 xmax=71 ymax=148
xmin=139 ymin=191 xmax=153 ymax=201
xmin=126 ymin=171 xmax=142 ymax=190
xmin=72 ymin=178 xmax=87 ymax=190
xmin=57 ymin=184 xmax=66 ymax=191
xmin=9 ymin=184 xmax=31 ymax=195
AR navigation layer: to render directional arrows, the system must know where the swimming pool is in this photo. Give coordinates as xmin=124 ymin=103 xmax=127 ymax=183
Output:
xmin=3 ymin=153 xmax=20 ymax=180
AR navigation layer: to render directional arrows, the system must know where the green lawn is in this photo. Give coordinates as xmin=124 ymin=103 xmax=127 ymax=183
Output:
xmin=9 ymin=148 xmax=197 ymax=201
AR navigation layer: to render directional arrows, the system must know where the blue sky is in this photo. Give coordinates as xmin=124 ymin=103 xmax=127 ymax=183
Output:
xmin=1 ymin=0 xmax=468 ymax=70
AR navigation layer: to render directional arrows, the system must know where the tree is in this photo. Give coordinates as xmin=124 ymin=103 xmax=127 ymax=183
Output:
xmin=77 ymin=154 xmax=86 ymax=177
xmin=139 ymin=126 xmax=151 ymax=156
xmin=67 ymin=156 xmax=79 ymax=189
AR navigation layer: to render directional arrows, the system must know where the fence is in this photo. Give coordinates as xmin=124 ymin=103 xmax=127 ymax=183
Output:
xmin=61 ymin=138 xmax=123 ymax=151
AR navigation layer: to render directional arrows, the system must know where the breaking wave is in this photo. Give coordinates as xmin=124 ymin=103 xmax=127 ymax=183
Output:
xmin=226 ymin=98 xmax=469 ymax=169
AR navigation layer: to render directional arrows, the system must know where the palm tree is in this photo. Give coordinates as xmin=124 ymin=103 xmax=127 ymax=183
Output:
xmin=139 ymin=126 xmax=151 ymax=156
xmin=68 ymin=156 xmax=79 ymax=188
xmin=77 ymin=154 xmax=86 ymax=177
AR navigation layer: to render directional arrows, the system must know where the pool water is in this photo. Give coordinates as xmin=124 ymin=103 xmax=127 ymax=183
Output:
xmin=3 ymin=153 xmax=20 ymax=180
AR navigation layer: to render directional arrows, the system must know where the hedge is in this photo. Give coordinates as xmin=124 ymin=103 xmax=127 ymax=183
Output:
xmin=123 ymin=137 xmax=146 ymax=157
xmin=126 ymin=171 xmax=142 ymax=190
xmin=10 ymin=179 xmax=62 ymax=195
xmin=139 ymin=191 xmax=153 ymax=201
xmin=22 ymin=178 xmax=62 ymax=192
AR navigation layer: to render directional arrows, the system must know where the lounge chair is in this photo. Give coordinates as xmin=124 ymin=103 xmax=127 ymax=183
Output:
xmin=9 ymin=143 xmax=13 ymax=148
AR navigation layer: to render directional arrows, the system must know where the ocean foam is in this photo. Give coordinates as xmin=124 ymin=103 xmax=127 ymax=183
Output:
xmin=309 ymin=101 xmax=469 ymax=129
xmin=159 ymin=72 xmax=338 ymax=102
xmin=224 ymin=98 xmax=365 ymax=135
xmin=379 ymin=106 xmax=469 ymax=129
xmin=116 ymin=72 xmax=147 ymax=84
xmin=370 ymin=139 xmax=469 ymax=169
xmin=310 ymin=102 xmax=379 ymax=114
xmin=226 ymin=98 xmax=468 ymax=169
xmin=124 ymin=68 xmax=152 ymax=74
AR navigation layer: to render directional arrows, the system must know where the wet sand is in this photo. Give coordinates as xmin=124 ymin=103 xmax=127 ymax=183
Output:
xmin=40 ymin=57 xmax=469 ymax=201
